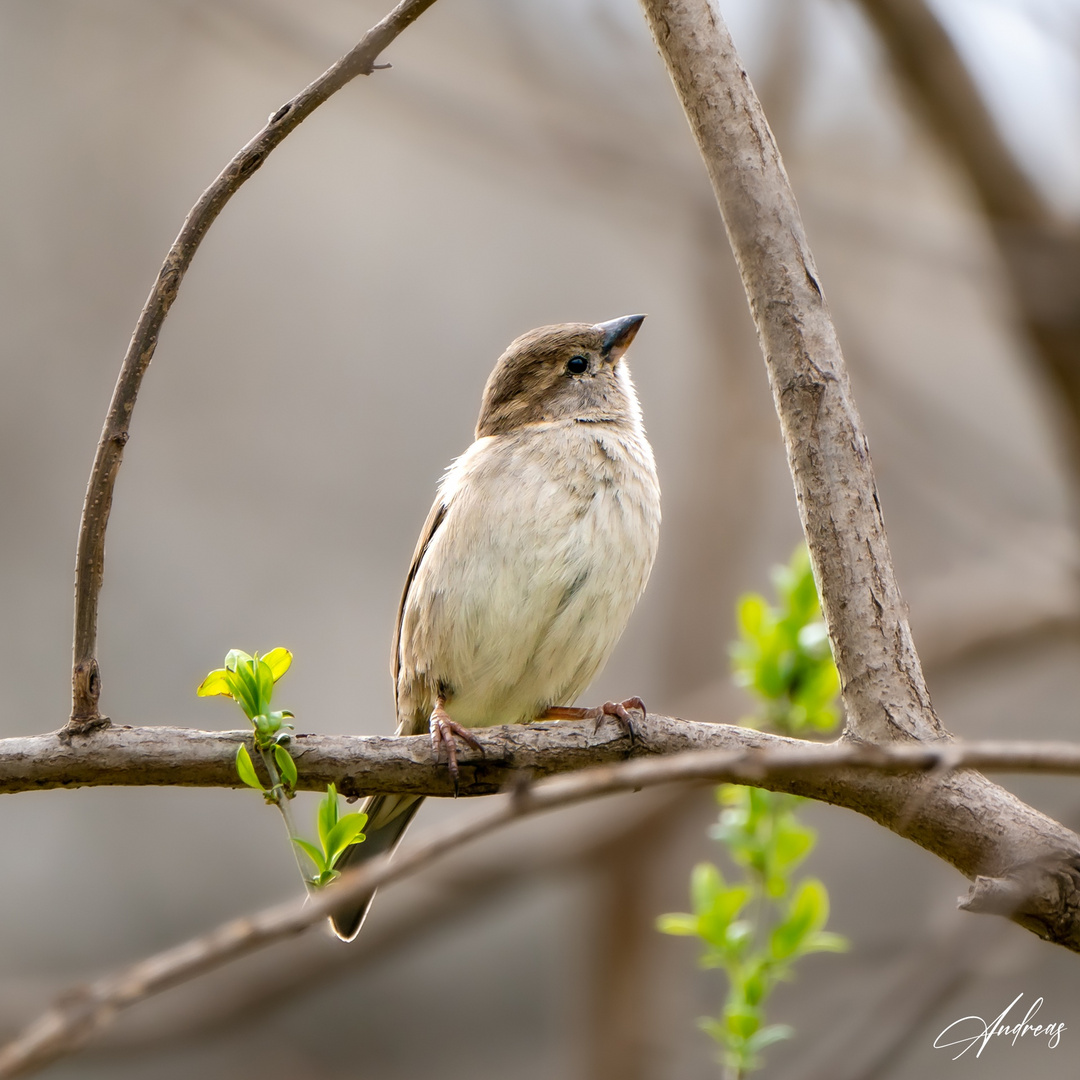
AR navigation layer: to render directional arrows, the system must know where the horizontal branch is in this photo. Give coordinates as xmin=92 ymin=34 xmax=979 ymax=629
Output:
xmin=6 ymin=716 xmax=1080 ymax=942
xmin=3 ymin=733 xmax=1080 ymax=1077
xmin=13 ymin=716 xmax=1080 ymax=796
xmin=5 ymin=715 xmax=783 ymax=796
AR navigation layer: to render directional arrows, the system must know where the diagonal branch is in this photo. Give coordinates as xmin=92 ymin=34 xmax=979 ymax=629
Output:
xmin=635 ymin=0 xmax=1080 ymax=948
xmin=639 ymin=0 xmax=939 ymax=747
xmin=1 ymin=737 xmax=1080 ymax=1078
xmin=68 ymin=0 xmax=440 ymax=732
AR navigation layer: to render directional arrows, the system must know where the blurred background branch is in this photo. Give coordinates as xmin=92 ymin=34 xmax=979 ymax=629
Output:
xmin=852 ymin=0 xmax=1080 ymax=478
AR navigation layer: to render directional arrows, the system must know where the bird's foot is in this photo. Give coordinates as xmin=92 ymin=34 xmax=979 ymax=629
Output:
xmin=596 ymin=697 xmax=646 ymax=744
xmin=429 ymin=700 xmax=483 ymax=787
xmin=542 ymin=698 xmax=646 ymax=744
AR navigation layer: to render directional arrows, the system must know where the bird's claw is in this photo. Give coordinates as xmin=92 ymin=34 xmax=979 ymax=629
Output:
xmin=429 ymin=703 xmax=483 ymax=790
xmin=594 ymin=697 xmax=646 ymax=744
xmin=542 ymin=699 xmax=646 ymax=744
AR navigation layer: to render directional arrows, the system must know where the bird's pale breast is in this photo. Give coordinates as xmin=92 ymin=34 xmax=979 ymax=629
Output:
xmin=395 ymin=420 xmax=660 ymax=733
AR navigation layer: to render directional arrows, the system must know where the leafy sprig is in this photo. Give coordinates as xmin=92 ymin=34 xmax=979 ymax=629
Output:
xmin=293 ymin=784 xmax=369 ymax=887
xmin=197 ymin=647 xmax=366 ymax=890
xmin=659 ymin=547 xmax=848 ymax=1078
xmin=731 ymin=546 xmax=840 ymax=735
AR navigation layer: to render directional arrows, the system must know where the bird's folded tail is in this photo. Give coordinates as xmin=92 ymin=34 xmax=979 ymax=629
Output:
xmin=328 ymin=792 xmax=424 ymax=941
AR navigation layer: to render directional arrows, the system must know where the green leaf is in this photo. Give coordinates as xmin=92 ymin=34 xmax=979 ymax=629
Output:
xmin=771 ymin=878 xmax=829 ymax=959
xmin=229 ymin=665 xmax=260 ymax=720
xmin=696 ymin=1017 xmax=728 ymax=1046
xmin=224 ymin=649 xmax=253 ymax=671
xmin=694 ymin=880 xmax=752 ymax=951
xmin=292 ymin=838 xmax=328 ymax=874
xmin=741 ymin=968 xmax=766 ymax=1008
xmin=656 ymin=913 xmax=698 ymax=936
xmin=737 ymin=593 xmax=768 ymax=638
xmin=274 ymin=744 xmax=298 ymax=789
xmin=755 ymin=653 xmax=785 ymax=699
xmin=690 ymin=862 xmax=723 ymax=914
xmin=723 ymin=919 xmax=753 ymax=954
xmin=745 ymin=1024 xmax=794 ymax=1055
xmin=318 ymin=784 xmax=340 ymax=852
xmin=235 ymin=745 xmax=263 ymax=791
xmin=263 ymin=647 xmax=292 ymax=682
xmin=196 ymin=669 xmax=233 ymax=697
xmin=326 ymin=813 xmax=368 ymax=866
xmin=255 ymin=659 xmax=275 ymax=715
xmin=724 ymin=1004 xmax=760 ymax=1040
xmin=793 ymin=878 xmax=829 ymax=927
xmin=803 ymin=930 xmax=849 ymax=954
xmin=772 ymin=821 xmax=816 ymax=872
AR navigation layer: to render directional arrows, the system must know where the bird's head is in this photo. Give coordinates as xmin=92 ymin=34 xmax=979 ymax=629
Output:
xmin=475 ymin=314 xmax=646 ymax=438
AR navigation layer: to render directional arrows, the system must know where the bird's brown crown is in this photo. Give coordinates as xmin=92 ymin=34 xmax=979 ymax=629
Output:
xmin=475 ymin=317 xmax=644 ymax=438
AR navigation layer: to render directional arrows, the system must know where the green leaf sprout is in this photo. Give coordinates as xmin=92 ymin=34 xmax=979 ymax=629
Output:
xmin=294 ymin=784 xmax=368 ymax=888
xmin=659 ymin=546 xmax=848 ymax=1077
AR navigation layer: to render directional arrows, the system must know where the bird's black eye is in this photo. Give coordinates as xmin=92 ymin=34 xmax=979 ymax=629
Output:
xmin=566 ymin=355 xmax=589 ymax=375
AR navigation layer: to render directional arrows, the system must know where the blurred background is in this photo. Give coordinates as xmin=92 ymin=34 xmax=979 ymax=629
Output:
xmin=1 ymin=0 xmax=1079 ymax=1076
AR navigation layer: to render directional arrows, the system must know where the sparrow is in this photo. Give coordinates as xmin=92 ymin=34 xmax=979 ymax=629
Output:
xmin=330 ymin=314 xmax=661 ymax=940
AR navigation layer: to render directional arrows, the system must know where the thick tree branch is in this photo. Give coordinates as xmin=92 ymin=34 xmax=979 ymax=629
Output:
xmin=639 ymin=0 xmax=939 ymax=746
xmin=13 ymin=717 xmax=1080 ymax=796
xmin=7 ymin=715 xmax=1080 ymax=943
xmin=634 ymin=0 xmax=1080 ymax=948
xmin=68 ymin=0 xmax=439 ymax=731
xmin=2 ymin=737 xmax=1080 ymax=1078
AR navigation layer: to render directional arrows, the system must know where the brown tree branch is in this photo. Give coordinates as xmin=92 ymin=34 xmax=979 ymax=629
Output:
xmin=639 ymin=0 xmax=939 ymax=747
xmin=1 ymin=736 xmax=1079 ymax=1078
xmin=15 ymin=716 xmax=1080 ymax=796
xmin=634 ymin=0 xmax=1080 ymax=948
xmin=67 ymin=0 xmax=439 ymax=731
xmin=8 ymin=714 xmax=1080 ymax=940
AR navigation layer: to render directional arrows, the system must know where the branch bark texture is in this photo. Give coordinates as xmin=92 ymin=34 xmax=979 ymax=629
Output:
xmin=639 ymin=0 xmax=939 ymax=746
xmin=636 ymin=0 xmax=1080 ymax=948
xmin=10 ymin=716 xmax=1080 ymax=795
xmin=68 ymin=0 xmax=439 ymax=729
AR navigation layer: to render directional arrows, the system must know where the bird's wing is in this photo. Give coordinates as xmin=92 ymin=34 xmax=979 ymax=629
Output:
xmin=391 ymin=497 xmax=449 ymax=702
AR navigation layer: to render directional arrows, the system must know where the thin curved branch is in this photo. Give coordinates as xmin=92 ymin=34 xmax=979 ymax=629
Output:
xmin=0 ymin=738 xmax=1077 ymax=1079
xmin=68 ymin=0 xmax=439 ymax=730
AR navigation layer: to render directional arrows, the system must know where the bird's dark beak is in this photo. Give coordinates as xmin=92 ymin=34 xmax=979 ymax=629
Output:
xmin=596 ymin=314 xmax=646 ymax=362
